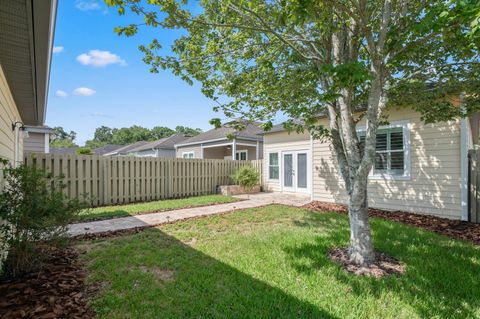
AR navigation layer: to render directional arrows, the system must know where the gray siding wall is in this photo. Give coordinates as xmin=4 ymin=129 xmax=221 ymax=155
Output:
xmin=24 ymin=132 xmax=45 ymax=153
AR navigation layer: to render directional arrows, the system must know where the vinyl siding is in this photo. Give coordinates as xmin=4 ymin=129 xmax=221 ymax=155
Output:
xmin=312 ymin=108 xmax=462 ymax=219
xmin=0 ymin=64 xmax=23 ymax=163
xmin=262 ymin=131 xmax=311 ymax=192
xmin=134 ymin=149 xmax=176 ymax=158
xmin=176 ymin=138 xmax=263 ymax=160
xmin=24 ymin=132 xmax=45 ymax=153
xmin=176 ymin=145 xmax=202 ymax=158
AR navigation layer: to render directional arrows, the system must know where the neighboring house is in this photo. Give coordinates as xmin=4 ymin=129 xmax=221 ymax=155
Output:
xmin=50 ymin=147 xmax=77 ymax=155
xmin=0 ymin=0 xmax=57 ymax=165
xmin=175 ymin=122 xmax=264 ymax=160
xmin=262 ymin=107 xmax=475 ymax=221
xmin=102 ymin=141 xmax=149 ymax=156
xmin=92 ymin=144 xmax=123 ymax=156
xmin=128 ymin=134 xmax=191 ymax=158
xmin=24 ymin=126 xmax=54 ymax=154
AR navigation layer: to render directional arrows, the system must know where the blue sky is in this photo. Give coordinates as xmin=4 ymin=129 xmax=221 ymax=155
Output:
xmin=47 ymin=0 xmax=221 ymax=145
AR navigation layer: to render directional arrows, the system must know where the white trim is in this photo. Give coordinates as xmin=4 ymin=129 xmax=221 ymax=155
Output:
xmin=175 ymin=136 xmax=262 ymax=148
xmin=200 ymin=144 xmax=204 ymax=159
xmin=182 ymin=151 xmax=194 ymax=159
xmin=461 ymin=115 xmax=472 ymax=221
xmin=280 ymin=149 xmax=311 ymax=194
xmin=232 ymin=139 xmax=237 ymax=160
xmin=256 ymin=141 xmax=259 ymax=160
xmin=357 ymin=120 xmax=411 ymax=181
xmin=310 ymin=134 xmax=314 ymax=200
xmin=235 ymin=149 xmax=248 ymax=160
xmin=267 ymin=152 xmax=280 ymax=181
xmin=44 ymin=133 xmax=49 ymax=153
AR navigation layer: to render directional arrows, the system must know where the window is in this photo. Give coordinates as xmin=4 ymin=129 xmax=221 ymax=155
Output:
xmin=268 ymin=152 xmax=279 ymax=180
xmin=358 ymin=124 xmax=409 ymax=178
xmin=235 ymin=150 xmax=248 ymax=160
xmin=182 ymin=152 xmax=194 ymax=159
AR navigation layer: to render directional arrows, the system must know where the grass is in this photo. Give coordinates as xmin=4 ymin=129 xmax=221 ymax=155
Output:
xmin=79 ymin=205 xmax=480 ymax=318
xmin=78 ymin=195 xmax=240 ymax=222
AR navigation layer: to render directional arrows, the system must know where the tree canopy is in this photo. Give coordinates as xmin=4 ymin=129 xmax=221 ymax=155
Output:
xmin=85 ymin=125 xmax=203 ymax=148
xmin=108 ymin=0 xmax=479 ymax=265
xmin=50 ymin=127 xmax=77 ymax=148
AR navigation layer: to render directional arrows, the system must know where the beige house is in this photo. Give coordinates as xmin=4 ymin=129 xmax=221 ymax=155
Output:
xmin=262 ymin=107 xmax=475 ymax=221
xmin=127 ymin=134 xmax=191 ymax=158
xmin=175 ymin=122 xmax=263 ymax=160
xmin=0 ymin=0 xmax=57 ymax=165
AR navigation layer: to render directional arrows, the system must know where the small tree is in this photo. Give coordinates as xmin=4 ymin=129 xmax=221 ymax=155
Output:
xmin=108 ymin=0 xmax=479 ymax=265
xmin=231 ymin=166 xmax=260 ymax=191
xmin=0 ymin=161 xmax=83 ymax=277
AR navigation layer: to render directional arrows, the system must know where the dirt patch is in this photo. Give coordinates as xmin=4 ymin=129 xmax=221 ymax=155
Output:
xmin=329 ymin=248 xmax=405 ymax=278
xmin=305 ymin=201 xmax=480 ymax=245
xmin=139 ymin=266 xmax=175 ymax=282
xmin=184 ymin=237 xmax=198 ymax=246
xmin=0 ymin=247 xmax=96 ymax=319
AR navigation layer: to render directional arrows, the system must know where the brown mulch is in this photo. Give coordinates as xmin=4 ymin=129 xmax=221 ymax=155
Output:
xmin=329 ymin=248 xmax=405 ymax=278
xmin=0 ymin=247 xmax=96 ymax=319
xmin=304 ymin=201 xmax=480 ymax=245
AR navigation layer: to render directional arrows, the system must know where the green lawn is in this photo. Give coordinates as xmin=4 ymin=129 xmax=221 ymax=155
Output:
xmin=79 ymin=205 xmax=480 ymax=318
xmin=78 ymin=195 xmax=239 ymax=222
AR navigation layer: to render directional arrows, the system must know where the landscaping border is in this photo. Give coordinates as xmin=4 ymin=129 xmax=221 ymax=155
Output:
xmin=304 ymin=201 xmax=480 ymax=245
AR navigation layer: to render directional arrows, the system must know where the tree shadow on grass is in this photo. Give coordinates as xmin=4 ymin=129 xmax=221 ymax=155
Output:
xmin=82 ymin=227 xmax=337 ymax=319
xmin=286 ymin=212 xmax=480 ymax=319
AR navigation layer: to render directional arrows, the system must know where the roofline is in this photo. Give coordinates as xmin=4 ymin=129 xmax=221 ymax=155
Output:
xmin=31 ymin=0 xmax=58 ymax=125
xmin=24 ymin=125 xmax=54 ymax=134
xmin=175 ymin=136 xmax=263 ymax=148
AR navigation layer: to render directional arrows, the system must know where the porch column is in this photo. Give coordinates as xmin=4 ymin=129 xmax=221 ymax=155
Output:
xmin=232 ymin=139 xmax=237 ymax=160
xmin=256 ymin=141 xmax=259 ymax=160
xmin=200 ymin=144 xmax=204 ymax=159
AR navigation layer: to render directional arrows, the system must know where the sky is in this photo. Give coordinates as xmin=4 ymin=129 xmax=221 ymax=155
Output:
xmin=46 ymin=0 xmax=222 ymax=145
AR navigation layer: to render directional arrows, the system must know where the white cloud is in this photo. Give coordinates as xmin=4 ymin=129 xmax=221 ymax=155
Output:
xmin=76 ymin=50 xmax=126 ymax=67
xmin=73 ymin=87 xmax=96 ymax=96
xmin=53 ymin=46 xmax=64 ymax=54
xmin=75 ymin=0 xmax=101 ymax=11
xmin=55 ymin=90 xmax=68 ymax=97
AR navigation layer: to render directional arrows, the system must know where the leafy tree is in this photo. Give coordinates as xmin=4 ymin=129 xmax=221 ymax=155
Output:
xmin=111 ymin=125 xmax=152 ymax=145
xmin=175 ymin=125 xmax=203 ymax=136
xmin=108 ymin=0 xmax=479 ymax=265
xmin=50 ymin=126 xmax=77 ymax=148
xmin=151 ymin=126 xmax=175 ymax=139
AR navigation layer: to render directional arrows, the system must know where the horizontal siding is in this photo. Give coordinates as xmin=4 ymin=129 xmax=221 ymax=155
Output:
xmin=176 ymin=145 xmax=202 ymax=158
xmin=0 ymin=64 xmax=22 ymax=163
xmin=24 ymin=132 xmax=45 ymax=153
xmin=312 ymin=108 xmax=462 ymax=219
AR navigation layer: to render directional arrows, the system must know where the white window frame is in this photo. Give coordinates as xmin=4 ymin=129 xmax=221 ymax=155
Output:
xmin=357 ymin=120 xmax=411 ymax=180
xmin=235 ymin=149 xmax=248 ymax=161
xmin=268 ymin=152 xmax=280 ymax=180
xmin=182 ymin=151 xmax=195 ymax=159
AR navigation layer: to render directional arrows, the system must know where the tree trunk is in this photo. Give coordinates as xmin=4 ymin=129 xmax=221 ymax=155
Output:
xmin=347 ymin=177 xmax=375 ymax=265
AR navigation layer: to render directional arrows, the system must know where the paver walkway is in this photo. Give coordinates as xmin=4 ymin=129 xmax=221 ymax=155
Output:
xmin=68 ymin=192 xmax=311 ymax=236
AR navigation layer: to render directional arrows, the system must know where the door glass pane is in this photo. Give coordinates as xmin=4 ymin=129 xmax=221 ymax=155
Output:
xmin=241 ymin=152 xmax=247 ymax=160
xmin=283 ymin=154 xmax=293 ymax=187
xmin=297 ymin=153 xmax=307 ymax=188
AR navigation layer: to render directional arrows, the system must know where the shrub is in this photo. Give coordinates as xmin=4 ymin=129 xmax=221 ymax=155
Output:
xmin=0 ymin=161 xmax=83 ymax=277
xmin=76 ymin=147 xmax=94 ymax=155
xmin=231 ymin=166 xmax=260 ymax=190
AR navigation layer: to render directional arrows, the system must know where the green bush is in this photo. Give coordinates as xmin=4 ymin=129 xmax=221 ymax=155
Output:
xmin=76 ymin=147 xmax=94 ymax=155
xmin=0 ymin=162 xmax=84 ymax=277
xmin=231 ymin=166 xmax=260 ymax=190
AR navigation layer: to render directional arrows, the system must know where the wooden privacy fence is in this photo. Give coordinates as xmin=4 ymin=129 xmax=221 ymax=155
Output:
xmin=24 ymin=153 xmax=263 ymax=207
xmin=468 ymin=148 xmax=480 ymax=223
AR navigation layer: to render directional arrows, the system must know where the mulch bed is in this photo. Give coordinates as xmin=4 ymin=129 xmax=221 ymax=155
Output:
xmin=329 ymin=248 xmax=405 ymax=277
xmin=0 ymin=247 xmax=96 ymax=319
xmin=305 ymin=201 xmax=480 ymax=245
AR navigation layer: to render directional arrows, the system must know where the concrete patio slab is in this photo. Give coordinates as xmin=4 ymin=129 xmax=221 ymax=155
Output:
xmin=68 ymin=192 xmax=311 ymax=236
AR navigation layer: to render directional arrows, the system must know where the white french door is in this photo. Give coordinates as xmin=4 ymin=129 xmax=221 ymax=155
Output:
xmin=281 ymin=150 xmax=310 ymax=193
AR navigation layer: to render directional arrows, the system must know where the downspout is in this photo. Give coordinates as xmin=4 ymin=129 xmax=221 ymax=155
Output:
xmin=460 ymin=93 xmax=472 ymax=221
